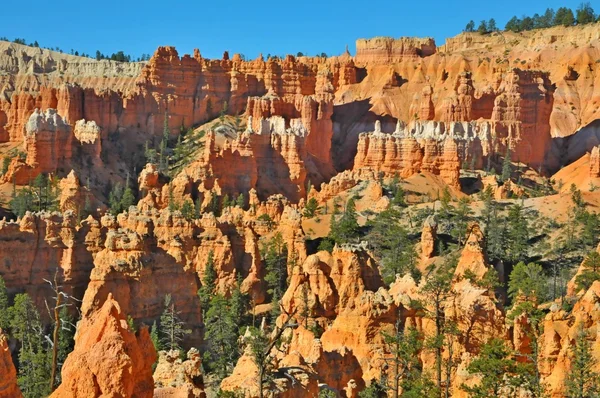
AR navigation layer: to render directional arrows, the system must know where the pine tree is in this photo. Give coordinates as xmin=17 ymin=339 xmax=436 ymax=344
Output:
xmin=330 ymin=198 xmax=360 ymax=244
xmin=502 ymin=148 xmax=512 ymax=182
xmin=461 ymin=338 xmax=519 ymax=397
xmin=506 ymin=203 xmax=530 ymax=264
xmin=566 ymin=328 xmax=599 ymax=398
xmin=235 ymin=193 xmax=245 ymax=209
xmin=382 ymin=322 xmax=436 ymax=398
xmin=198 ymin=250 xmax=217 ymax=314
xmin=10 ymin=293 xmax=51 ymax=398
xmin=366 ymin=207 xmax=417 ymax=285
xmin=159 ymin=294 xmax=190 ymax=352
xmin=575 ymin=251 xmax=600 ymax=292
xmin=120 ymin=184 xmax=135 ymax=211
xmin=263 ymin=233 xmax=288 ymax=299
xmin=465 ymin=20 xmax=475 ymax=32
xmin=108 ymin=182 xmax=124 ymax=215
xmin=150 ymin=320 xmax=161 ymax=352
xmin=230 ymin=276 xmax=249 ymax=329
xmin=181 ymin=200 xmax=195 ymax=221
xmin=303 ymin=198 xmax=320 ymax=218
xmin=204 ymin=294 xmax=239 ymax=380
xmin=508 ymin=262 xmax=548 ymax=303
xmin=421 ymin=256 xmax=457 ymax=392
xmin=0 ymin=275 xmax=9 ymax=330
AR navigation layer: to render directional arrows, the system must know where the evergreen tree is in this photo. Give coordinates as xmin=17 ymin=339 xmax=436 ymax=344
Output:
xmin=465 ymin=20 xmax=475 ymax=32
xmin=230 ymin=276 xmax=249 ymax=329
xmin=566 ymin=328 xmax=599 ymax=398
xmin=366 ymin=207 xmax=417 ymax=285
xmin=488 ymin=18 xmax=498 ymax=31
xmin=10 ymin=293 xmax=51 ymax=398
xmin=421 ymin=257 xmax=457 ymax=392
xmin=159 ymin=294 xmax=190 ymax=352
xmin=382 ymin=323 xmax=436 ymax=398
xmin=461 ymin=338 xmax=519 ymax=397
xmin=575 ymin=251 xmax=600 ymax=292
xmin=150 ymin=320 xmax=161 ymax=352
xmin=477 ymin=20 xmax=488 ymax=34
xmin=329 ymin=198 xmax=360 ymax=244
xmin=222 ymin=194 xmax=231 ymax=209
xmin=198 ymin=250 xmax=217 ymax=314
xmin=204 ymin=294 xmax=240 ymax=380
xmin=508 ymin=262 xmax=548 ymax=303
xmin=235 ymin=193 xmax=245 ymax=209
xmin=576 ymin=2 xmax=596 ymax=25
xmin=303 ymin=198 xmax=320 ymax=218
xmin=120 ymin=184 xmax=135 ymax=211
xmin=502 ymin=148 xmax=512 ymax=182
xmin=453 ymin=197 xmax=473 ymax=246
xmin=108 ymin=182 xmax=124 ymax=215
xmin=180 ymin=200 xmax=195 ymax=221
xmin=55 ymin=306 xmax=75 ymax=386
xmin=506 ymin=203 xmax=530 ymax=264
xmin=262 ymin=233 xmax=288 ymax=299
xmin=555 ymin=7 xmax=575 ymax=26
xmin=505 ymin=16 xmax=522 ymax=32
xmin=0 ymin=275 xmax=9 ymax=330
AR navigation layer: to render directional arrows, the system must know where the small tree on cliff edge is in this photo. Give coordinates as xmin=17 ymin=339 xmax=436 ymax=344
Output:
xmin=198 ymin=250 xmax=217 ymax=314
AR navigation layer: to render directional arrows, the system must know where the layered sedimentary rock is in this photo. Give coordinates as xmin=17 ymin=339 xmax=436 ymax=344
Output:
xmin=51 ymin=294 xmax=156 ymax=398
xmin=81 ymin=209 xmax=203 ymax=342
xmin=352 ymin=120 xmax=480 ymax=187
xmin=354 ymin=37 xmax=436 ymax=65
xmin=0 ymin=330 xmax=22 ymax=398
xmin=0 ymin=211 xmax=94 ymax=316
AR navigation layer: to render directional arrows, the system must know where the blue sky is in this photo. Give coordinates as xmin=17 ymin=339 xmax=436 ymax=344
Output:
xmin=1 ymin=0 xmax=591 ymax=59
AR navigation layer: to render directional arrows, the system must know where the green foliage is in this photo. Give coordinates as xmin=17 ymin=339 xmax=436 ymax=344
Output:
xmin=566 ymin=328 xmax=599 ymax=398
xmin=0 ymin=275 xmax=9 ymax=331
xmin=55 ymin=306 xmax=75 ymax=386
xmin=382 ymin=325 xmax=437 ymax=397
xmin=257 ymin=213 xmax=274 ymax=230
xmin=508 ymin=262 xmax=548 ymax=303
xmin=1 ymin=155 xmax=11 ymax=176
xmin=506 ymin=203 xmax=530 ymax=264
xmin=121 ymin=185 xmax=136 ymax=211
xmin=465 ymin=20 xmax=475 ymax=32
xmin=150 ymin=320 xmax=161 ymax=352
xmin=204 ymin=294 xmax=240 ymax=380
xmin=303 ymin=197 xmax=320 ymax=218
xmin=461 ymin=338 xmax=519 ymax=397
xmin=328 ymin=198 xmax=360 ymax=245
xmin=575 ymin=251 xmax=600 ymax=292
xmin=10 ymin=174 xmax=60 ymax=217
xmin=477 ymin=20 xmax=488 ymax=34
xmin=180 ymin=200 xmax=195 ymax=221
xmin=555 ymin=7 xmax=576 ymax=26
xmin=576 ymin=2 xmax=596 ymax=24
xmin=198 ymin=250 xmax=217 ymax=314
xmin=108 ymin=182 xmax=124 ymax=215
xmin=366 ymin=207 xmax=417 ymax=285
xmin=262 ymin=233 xmax=288 ymax=299
xmin=10 ymin=293 xmax=51 ymax=398
xmin=386 ymin=174 xmax=407 ymax=207
xmin=235 ymin=193 xmax=245 ymax=209
xmin=159 ymin=294 xmax=190 ymax=352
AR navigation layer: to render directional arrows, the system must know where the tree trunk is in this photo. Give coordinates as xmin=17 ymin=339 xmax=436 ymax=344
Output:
xmin=49 ymin=271 xmax=62 ymax=391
